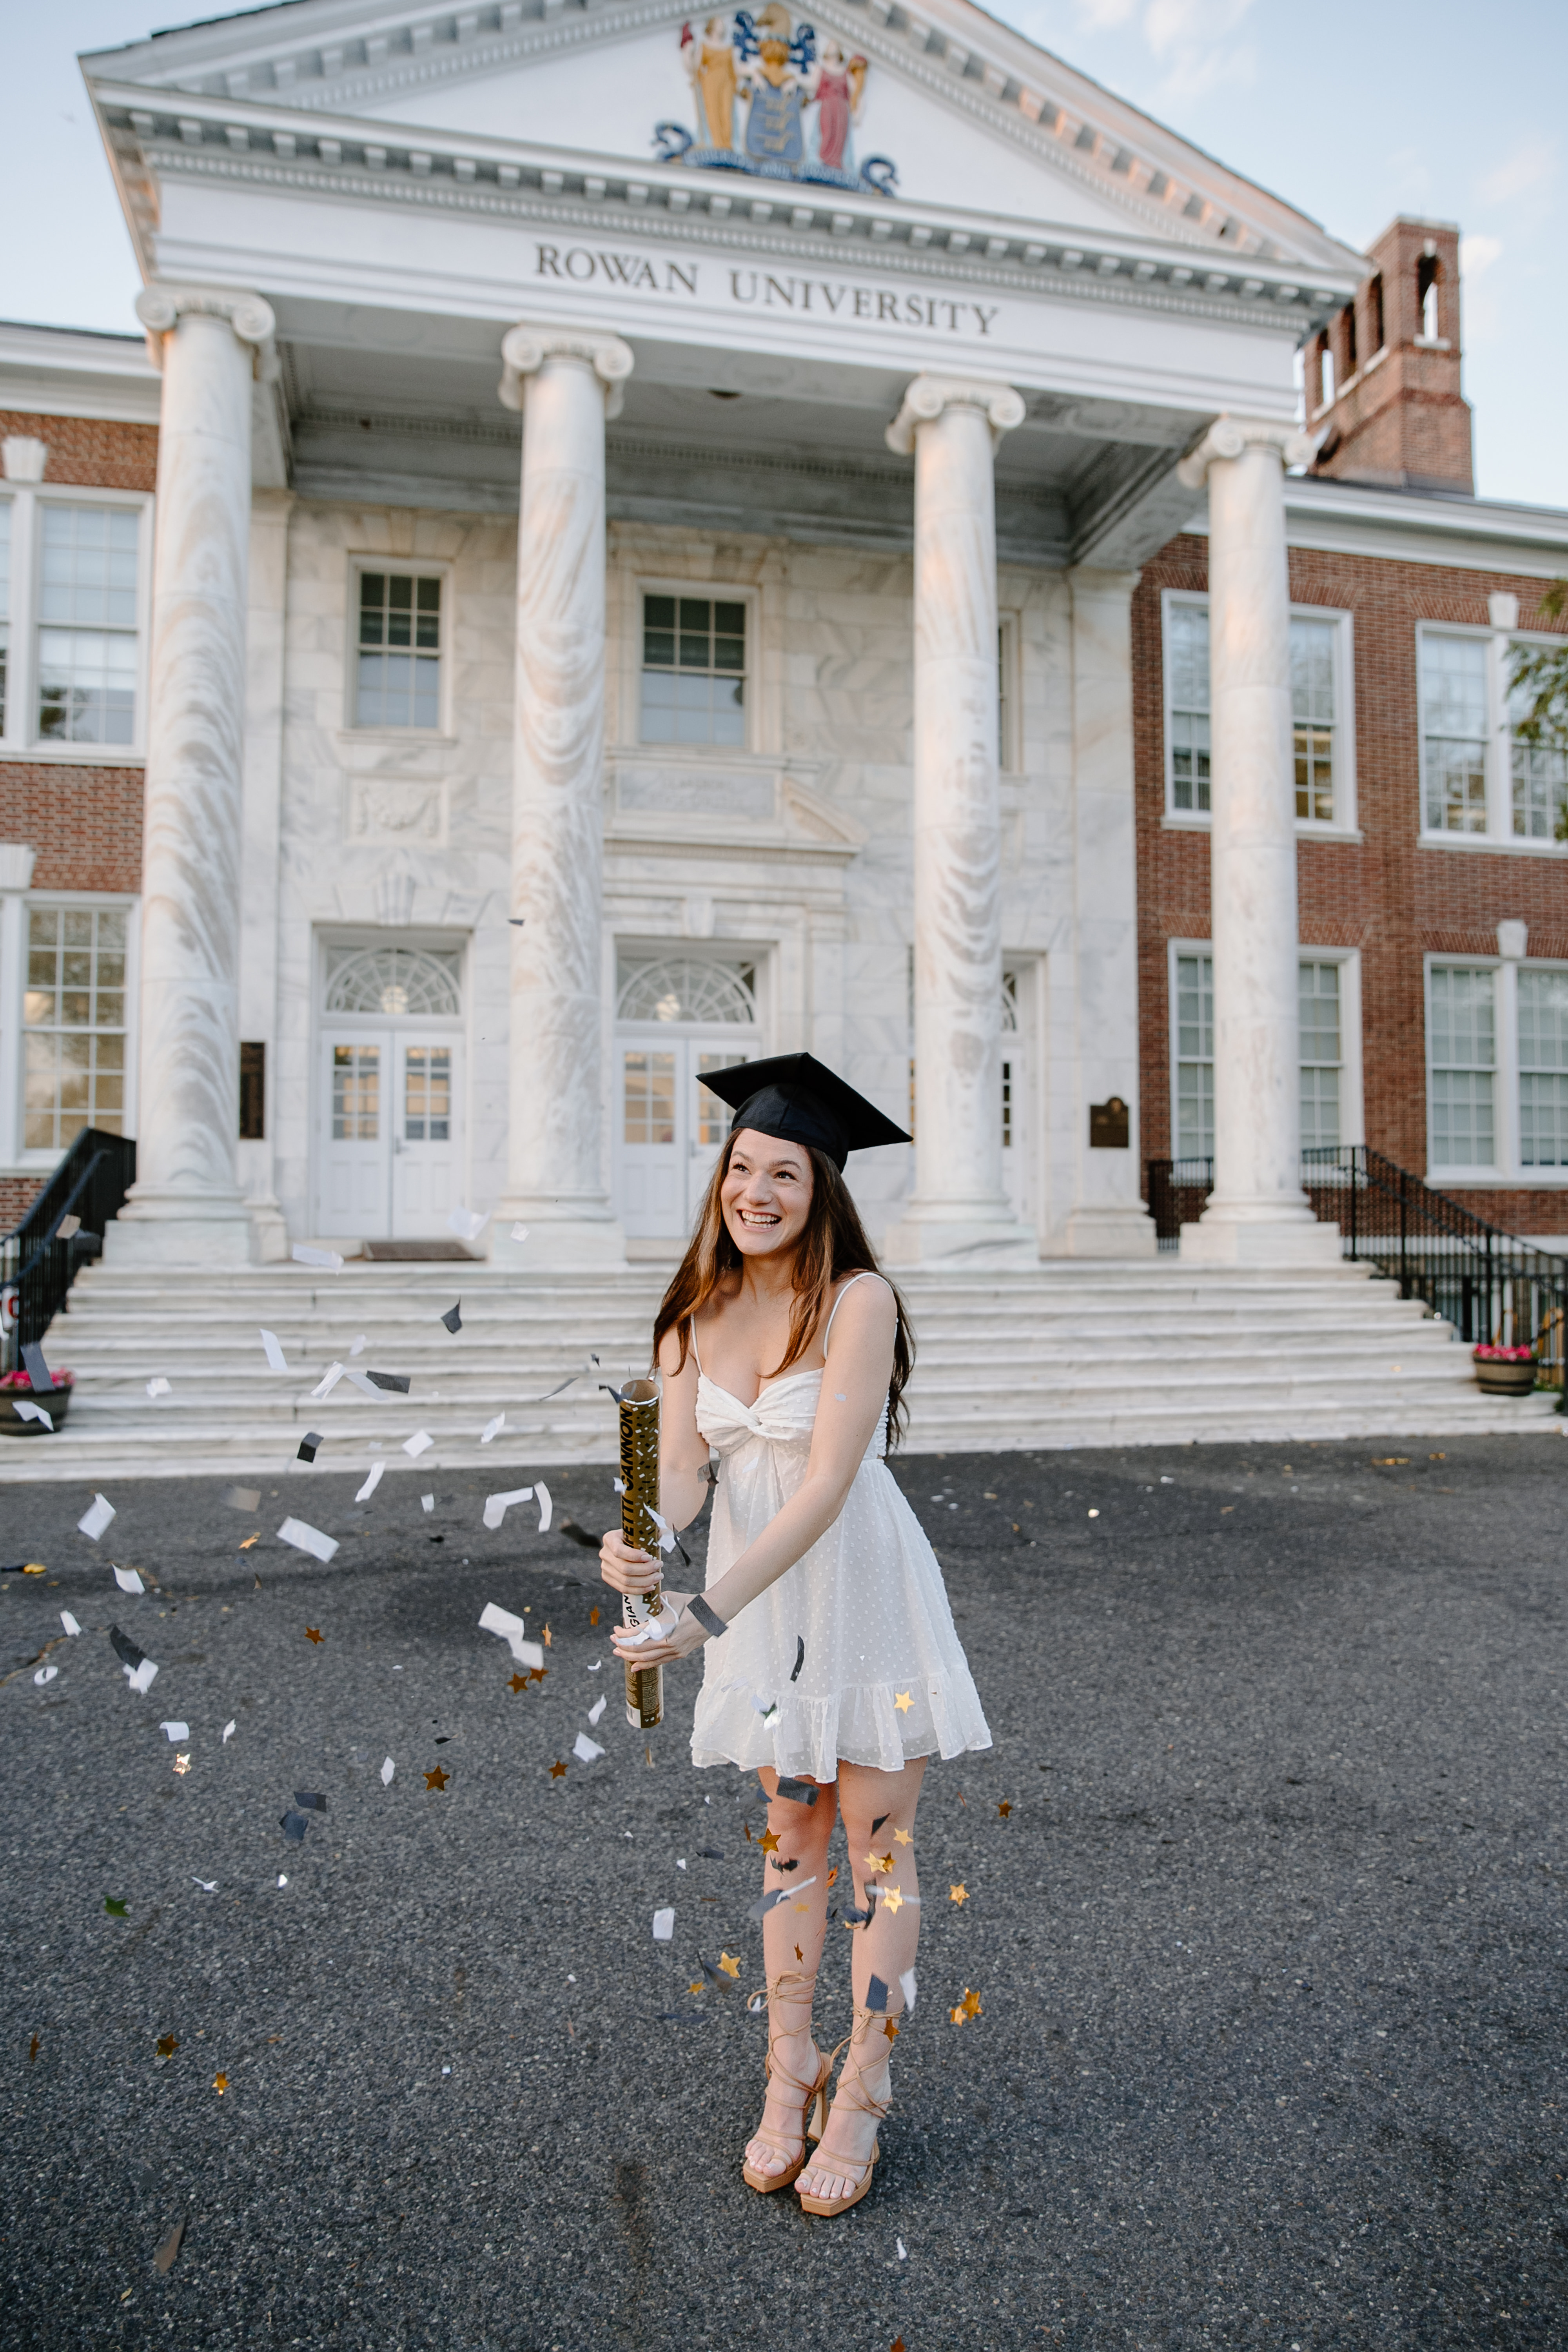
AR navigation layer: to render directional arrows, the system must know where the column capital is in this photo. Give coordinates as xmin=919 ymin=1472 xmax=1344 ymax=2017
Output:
xmin=498 ymin=325 xmax=635 ymax=420
xmin=885 ymin=373 xmax=1025 ymax=456
xmin=134 ymin=284 xmax=277 ymax=377
xmin=1177 ymin=413 xmax=1313 ymax=490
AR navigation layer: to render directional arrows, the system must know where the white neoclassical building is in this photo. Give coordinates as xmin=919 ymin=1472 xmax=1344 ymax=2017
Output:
xmin=75 ymin=0 xmax=1363 ymax=1275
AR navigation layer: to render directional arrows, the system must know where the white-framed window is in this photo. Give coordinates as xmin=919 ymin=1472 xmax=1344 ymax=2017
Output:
xmin=639 ymin=592 xmax=747 ymax=748
xmin=1169 ymin=940 xmax=1364 ymax=1161
xmin=13 ymin=894 xmax=139 ymax=1162
xmin=1161 ymin=592 xmax=1357 ymax=832
xmin=1425 ymin=954 xmax=1568 ymax=1182
xmin=1419 ymin=612 xmax=1568 ymax=851
xmin=0 ymin=485 xmax=151 ymax=759
xmin=351 ymin=566 xmax=445 ymax=730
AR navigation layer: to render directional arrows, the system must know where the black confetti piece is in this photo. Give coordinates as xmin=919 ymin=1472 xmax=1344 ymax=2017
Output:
xmin=365 ymin=1370 xmax=411 ymax=1394
xmin=870 ymin=1813 xmax=890 ymax=1835
xmin=697 ymin=1846 xmax=724 ymax=1860
xmin=440 ymin=1302 xmax=462 ymax=1334
xmin=866 ymin=1975 xmax=890 ymax=2012
xmin=21 ymin=1341 xmax=53 ymax=1390
xmin=748 ymin=1887 xmax=798 ymax=1921
xmin=789 ymin=1635 xmax=805 ymax=1683
xmin=280 ymin=1811 xmax=309 ymax=1841
xmin=292 ymin=1790 xmax=327 ymax=1812
xmin=771 ymin=1857 xmax=800 ymax=1873
xmin=296 ymin=1432 xmax=322 ymax=1463
xmin=775 ymin=1776 xmax=818 ymax=1807
xmin=108 ymin=1625 xmax=146 ymax=1672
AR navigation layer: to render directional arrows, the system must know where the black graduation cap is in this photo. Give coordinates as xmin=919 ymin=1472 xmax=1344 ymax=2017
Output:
xmin=699 ymin=1052 xmax=910 ymax=1172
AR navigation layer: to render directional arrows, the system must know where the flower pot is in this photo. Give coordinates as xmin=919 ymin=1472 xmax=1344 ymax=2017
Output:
xmin=1474 ymin=1358 xmax=1537 ymax=1397
xmin=0 ymin=1385 xmax=72 ymax=1433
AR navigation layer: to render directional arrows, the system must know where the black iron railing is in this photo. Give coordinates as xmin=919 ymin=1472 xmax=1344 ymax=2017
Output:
xmin=1 ymin=1127 xmax=136 ymax=1373
xmin=1146 ymin=1147 xmax=1568 ymax=1388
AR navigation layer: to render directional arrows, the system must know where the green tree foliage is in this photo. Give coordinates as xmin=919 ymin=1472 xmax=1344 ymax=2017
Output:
xmin=1508 ymin=582 xmax=1568 ymax=841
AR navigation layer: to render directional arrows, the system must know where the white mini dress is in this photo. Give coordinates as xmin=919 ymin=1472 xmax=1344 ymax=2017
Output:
xmin=688 ymin=1272 xmax=993 ymax=1784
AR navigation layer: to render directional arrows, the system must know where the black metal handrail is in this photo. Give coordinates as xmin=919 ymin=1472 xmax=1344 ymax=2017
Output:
xmin=1145 ymin=1147 xmax=1568 ymax=1388
xmin=1 ymin=1127 xmax=136 ymax=1373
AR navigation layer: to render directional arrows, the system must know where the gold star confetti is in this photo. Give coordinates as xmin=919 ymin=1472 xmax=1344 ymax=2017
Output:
xmin=949 ymin=2005 xmax=966 ymax=2026
xmin=689 ymin=1979 xmax=704 ymax=1995
xmin=28 ymin=2033 xmax=40 ymax=2063
xmin=542 ymin=1624 xmax=552 ymax=1647
xmin=550 ymin=1759 xmax=567 ymax=1778
xmin=22 ymin=1562 xmax=46 ymax=1576
xmin=529 ymin=1666 xmax=548 ymax=1684
xmin=882 ymin=1886 xmax=904 ymax=1915
xmin=589 ymin=1606 xmax=601 ymax=1626
xmin=424 ymin=1766 xmax=449 ymax=1791
xmin=794 ymin=1945 xmax=804 ymax=1962
xmin=213 ymin=2073 xmax=228 ymax=2094
xmin=718 ymin=1952 xmax=741 ymax=1978
xmin=173 ymin=1754 xmax=191 ymax=1776
xmin=866 ymin=1850 xmax=893 ymax=1874
xmin=305 ymin=1627 xmax=323 ymax=1644
xmin=963 ymin=1987 xmax=982 ymax=2019
xmin=826 ymin=1866 xmax=838 ymax=1886
xmin=950 ymin=1883 xmax=968 ymax=1905
xmin=893 ymin=1828 xmax=912 ymax=1845
xmin=884 ymin=2019 xmax=899 ymax=2041
xmin=156 ymin=2035 xmax=178 ymax=2058
xmin=894 ymin=1691 xmax=913 ymax=1713
xmin=759 ymin=1829 xmax=780 ymax=1855
xmin=508 ymin=1673 xmax=528 ymax=1694
xmin=998 ymin=1800 xmax=1011 ymax=1818
xmin=239 ymin=1535 xmax=259 ymax=1550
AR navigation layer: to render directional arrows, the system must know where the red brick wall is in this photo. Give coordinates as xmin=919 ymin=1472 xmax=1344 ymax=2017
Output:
xmin=0 ymin=411 xmax=158 ymax=494
xmin=1136 ymin=532 xmax=1568 ymax=1234
xmin=0 ymin=765 xmax=144 ymax=893
xmin=0 ymin=1175 xmax=44 ymax=1229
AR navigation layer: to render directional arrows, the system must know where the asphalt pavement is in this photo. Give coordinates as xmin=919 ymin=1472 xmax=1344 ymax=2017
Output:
xmin=2 ymin=1428 xmax=1565 ymax=2350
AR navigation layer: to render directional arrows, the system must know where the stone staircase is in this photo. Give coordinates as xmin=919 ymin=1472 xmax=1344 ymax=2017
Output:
xmin=0 ymin=1254 xmax=1556 ymax=1481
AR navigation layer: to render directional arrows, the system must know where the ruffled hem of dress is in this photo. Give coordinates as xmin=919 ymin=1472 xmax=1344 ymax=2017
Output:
xmin=689 ymin=1664 xmax=992 ymax=1780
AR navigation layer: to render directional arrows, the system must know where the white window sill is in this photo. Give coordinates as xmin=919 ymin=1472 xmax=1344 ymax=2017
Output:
xmin=1429 ymin=1169 xmax=1568 ymax=1189
xmin=1419 ymin=832 xmax=1568 ymax=857
xmin=0 ymin=743 xmax=145 ymax=767
xmin=1162 ymin=812 xmax=1365 ymax=845
xmin=335 ymin=728 xmax=456 ymax=748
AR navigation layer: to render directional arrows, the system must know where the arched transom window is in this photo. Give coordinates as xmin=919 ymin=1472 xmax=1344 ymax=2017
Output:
xmin=616 ymin=955 xmax=756 ymax=1026
xmin=325 ymin=946 xmax=461 ymax=1019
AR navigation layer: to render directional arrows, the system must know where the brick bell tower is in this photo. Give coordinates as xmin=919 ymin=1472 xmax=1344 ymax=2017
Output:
xmin=1305 ymin=216 xmax=1474 ymax=494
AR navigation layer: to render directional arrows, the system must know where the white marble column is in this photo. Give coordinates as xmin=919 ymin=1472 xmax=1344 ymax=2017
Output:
xmin=237 ymin=488 xmax=294 ymax=1262
xmin=881 ymin=375 xmax=1037 ymax=1265
xmin=491 ymin=326 xmax=633 ymax=1268
xmin=1052 ymin=567 xmax=1156 ymax=1257
xmin=1176 ymin=418 xmax=1338 ymax=1266
xmin=107 ymin=286 xmax=275 ymax=1267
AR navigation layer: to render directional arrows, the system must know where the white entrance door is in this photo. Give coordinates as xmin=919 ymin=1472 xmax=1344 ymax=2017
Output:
xmin=615 ymin=1035 xmax=753 ymax=1240
xmin=317 ymin=1029 xmax=463 ymax=1239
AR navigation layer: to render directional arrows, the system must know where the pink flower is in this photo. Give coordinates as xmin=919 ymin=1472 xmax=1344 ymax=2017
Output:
xmin=1473 ymin=1344 xmax=1534 ymax=1363
xmin=0 ymin=1367 xmax=73 ymax=1390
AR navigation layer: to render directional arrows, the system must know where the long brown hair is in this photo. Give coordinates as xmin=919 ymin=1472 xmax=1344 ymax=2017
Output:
xmin=652 ymin=1131 xmax=915 ymax=1447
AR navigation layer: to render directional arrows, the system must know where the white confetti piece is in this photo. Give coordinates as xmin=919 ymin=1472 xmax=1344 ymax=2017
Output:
xmin=310 ymin=1363 xmax=346 ymax=1401
xmin=483 ymin=1486 xmax=532 ymax=1531
xmin=899 ymin=1967 xmax=918 ymax=2014
xmin=535 ymin=1480 xmax=552 ymax=1534
xmin=477 ymin=1601 xmax=544 ymax=1670
xmin=586 ymin=1660 xmax=602 ymax=1672
xmin=113 ymin=1565 xmax=145 ymax=1595
xmin=509 ymin=1224 xmax=529 ymax=1243
xmin=33 ymin=1664 xmax=58 ymax=1686
xmin=447 ymin=1205 xmax=490 ymax=1243
xmin=676 ymin=1858 xmax=686 ymax=1871
xmin=125 ymin=1658 xmax=158 ymax=1695
xmin=354 ymin=1461 xmax=385 ymax=1503
xmin=421 ymin=1493 xmax=435 ymax=1514
xmin=480 ymin=1412 xmax=505 ymax=1445
xmin=572 ymin=1732 xmax=605 ymax=1764
xmin=613 ymin=1477 xmax=626 ymax=1494
xmin=222 ymin=1720 xmax=235 ymax=1744
xmin=587 ymin=1694 xmax=606 ymax=1725
xmin=349 ymin=1334 xmax=368 ymax=1357
xmin=259 ymin=1328 xmax=289 ymax=1373
xmin=897 ymin=2238 xmax=907 ymax=2261
xmin=652 ymin=1907 xmax=675 ymax=1942
xmin=292 ymin=1244 xmax=343 ymax=1271
xmin=60 ymin=1610 xmax=81 ymax=1637
xmin=381 ymin=1757 xmax=395 ymax=1786
xmin=402 ymin=1430 xmax=434 ymax=1460
xmin=159 ymin=1720 xmax=189 ymax=1742
xmin=78 ymin=1494 xmax=115 ymax=1542
xmin=145 ymin=1376 xmax=172 ymax=1399
xmin=13 ymin=1399 xmax=53 ymax=1428
xmin=277 ymin=1875 xmax=288 ymax=1888
xmin=276 ymin=1516 xmax=339 ymax=1564
xmin=193 ymin=1878 xmax=217 ymax=1892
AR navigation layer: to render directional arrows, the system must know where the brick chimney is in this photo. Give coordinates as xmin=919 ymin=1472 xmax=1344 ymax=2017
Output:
xmin=1305 ymin=217 xmax=1474 ymax=494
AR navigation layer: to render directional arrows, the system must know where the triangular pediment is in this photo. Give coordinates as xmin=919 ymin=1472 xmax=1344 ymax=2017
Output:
xmin=85 ymin=0 xmax=1362 ymax=270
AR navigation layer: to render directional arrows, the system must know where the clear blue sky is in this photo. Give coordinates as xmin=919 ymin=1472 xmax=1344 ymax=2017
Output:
xmin=5 ymin=0 xmax=1564 ymax=507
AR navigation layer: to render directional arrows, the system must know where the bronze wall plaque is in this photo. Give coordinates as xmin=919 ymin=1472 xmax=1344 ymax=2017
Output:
xmin=1089 ymin=1096 xmax=1130 ymax=1149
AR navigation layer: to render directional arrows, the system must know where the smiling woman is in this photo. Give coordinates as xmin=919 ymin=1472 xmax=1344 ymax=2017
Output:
xmin=598 ymin=1051 xmax=991 ymax=2218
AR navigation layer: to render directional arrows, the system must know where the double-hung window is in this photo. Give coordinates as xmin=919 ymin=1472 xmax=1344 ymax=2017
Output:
xmin=0 ymin=499 xmax=10 ymax=734
xmin=0 ymin=487 xmax=148 ymax=755
xmin=1420 ymin=611 xmax=1568 ymax=849
xmin=1299 ymin=961 xmax=1344 ymax=1148
xmin=23 ymin=903 xmax=129 ymax=1150
xmin=1519 ymin=970 xmax=1568 ymax=1167
xmin=1426 ymin=957 xmax=1568 ymax=1181
xmin=1427 ymin=965 xmax=1495 ymax=1168
xmin=1172 ymin=946 xmax=1361 ymax=1161
xmin=1162 ymin=594 xmax=1354 ymax=829
xmin=639 ymin=595 xmax=746 ymax=747
xmin=1419 ymin=634 xmax=1489 ymax=833
xmin=354 ymin=571 xmax=442 ymax=729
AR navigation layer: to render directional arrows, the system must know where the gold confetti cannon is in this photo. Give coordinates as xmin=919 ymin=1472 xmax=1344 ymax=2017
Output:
xmin=617 ymin=1376 xmax=664 ymax=1733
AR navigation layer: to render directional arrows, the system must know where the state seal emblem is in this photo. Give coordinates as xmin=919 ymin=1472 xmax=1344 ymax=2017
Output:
xmin=654 ymin=8 xmax=898 ymax=196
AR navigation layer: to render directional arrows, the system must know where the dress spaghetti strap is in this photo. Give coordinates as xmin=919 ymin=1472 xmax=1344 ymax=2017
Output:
xmin=822 ymin=1269 xmax=885 ymax=1358
xmin=689 ymin=1316 xmax=704 ymax=1374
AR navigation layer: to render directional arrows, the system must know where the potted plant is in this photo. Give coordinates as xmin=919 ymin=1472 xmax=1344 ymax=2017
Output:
xmin=1472 ymin=1343 xmax=1537 ymax=1397
xmin=0 ymin=1365 xmax=74 ymax=1433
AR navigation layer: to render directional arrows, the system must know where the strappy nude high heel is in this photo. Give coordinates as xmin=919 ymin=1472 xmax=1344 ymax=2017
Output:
xmin=796 ymin=2004 xmax=892 ymax=2217
xmin=741 ymin=1969 xmax=833 ymax=2194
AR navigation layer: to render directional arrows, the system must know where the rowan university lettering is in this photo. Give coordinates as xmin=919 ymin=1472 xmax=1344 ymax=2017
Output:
xmin=534 ymin=245 xmax=999 ymax=338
